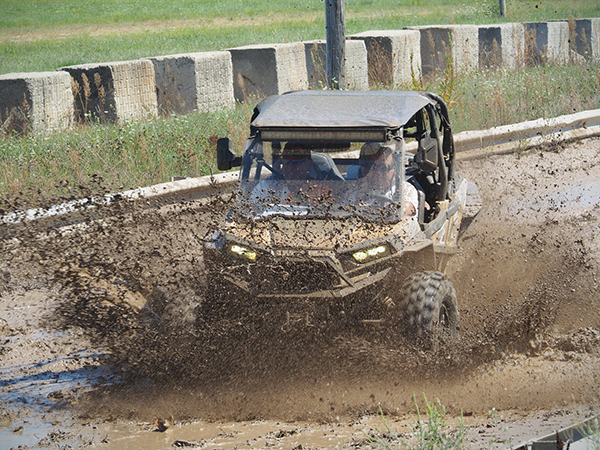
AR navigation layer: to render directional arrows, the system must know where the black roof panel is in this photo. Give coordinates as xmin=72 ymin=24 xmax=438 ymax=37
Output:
xmin=251 ymin=90 xmax=435 ymax=130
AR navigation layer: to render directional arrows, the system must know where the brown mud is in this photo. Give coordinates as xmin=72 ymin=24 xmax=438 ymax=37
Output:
xmin=1 ymin=138 xmax=599 ymax=449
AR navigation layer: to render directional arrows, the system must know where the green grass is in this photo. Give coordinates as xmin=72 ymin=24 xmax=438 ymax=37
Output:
xmin=0 ymin=0 xmax=323 ymax=28
xmin=1 ymin=0 xmax=599 ymax=74
xmin=364 ymin=396 xmax=465 ymax=450
xmin=1 ymin=0 xmax=597 ymax=29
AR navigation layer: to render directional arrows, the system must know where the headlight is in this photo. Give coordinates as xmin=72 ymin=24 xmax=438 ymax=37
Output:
xmin=229 ymin=244 xmax=258 ymax=261
xmin=352 ymin=245 xmax=388 ymax=263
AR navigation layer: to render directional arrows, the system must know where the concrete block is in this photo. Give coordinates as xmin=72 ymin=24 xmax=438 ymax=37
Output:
xmin=145 ymin=51 xmax=234 ymax=115
xmin=405 ymin=25 xmax=478 ymax=79
xmin=348 ymin=30 xmax=420 ymax=88
xmin=478 ymin=23 xmax=525 ymax=70
xmin=60 ymin=59 xmax=157 ymax=123
xmin=524 ymin=21 xmax=570 ymax=66
xmin=567 ymin=18 xmax=600 ymax=61
xmin=228 ymin=43 xmax=308 ymax=102
xmin=303 ymin=39 xmax=368 ymax=90
xmin=0 ymin=71 xmax=74 ymax=134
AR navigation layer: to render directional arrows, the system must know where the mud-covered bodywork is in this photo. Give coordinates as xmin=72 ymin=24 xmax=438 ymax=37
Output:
xmin=204 ymin=90 xmax=479 ymax=333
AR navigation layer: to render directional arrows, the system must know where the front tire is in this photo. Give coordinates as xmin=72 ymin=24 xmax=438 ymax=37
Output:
xmin=400 ymin=271 xmax=459 ymax=348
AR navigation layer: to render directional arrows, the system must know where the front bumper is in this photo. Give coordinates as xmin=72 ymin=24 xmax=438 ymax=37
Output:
xmin=203 ymin=232 xmax=434 ymax=301
xmin=222 ymin=264 xmax=392 ymax=299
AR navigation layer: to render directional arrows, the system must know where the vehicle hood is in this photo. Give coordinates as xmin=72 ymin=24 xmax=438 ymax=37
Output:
xmin=223 ymin=216 xmax=423 ymax=250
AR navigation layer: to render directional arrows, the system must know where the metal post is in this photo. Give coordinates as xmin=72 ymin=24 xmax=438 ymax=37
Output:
xmin=325 ymin=0 xmax=346 ymax=90
xmin=499 ymin=0 xmax=506 ymax=16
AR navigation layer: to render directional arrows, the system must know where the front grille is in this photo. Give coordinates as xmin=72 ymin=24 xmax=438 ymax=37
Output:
xmin=247 ymin=258 xmax=340 ymax=295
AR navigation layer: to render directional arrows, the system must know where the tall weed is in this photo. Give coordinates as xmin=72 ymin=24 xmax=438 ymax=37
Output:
xmin=364 ymin=395 xmax=465 ymax=450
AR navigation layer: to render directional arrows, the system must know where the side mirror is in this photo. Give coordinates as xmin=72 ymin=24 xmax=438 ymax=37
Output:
xmin=415 ymin=137 xmax=438 ymax=172
xmin=216 ymin=137 xmax=242 ymax=171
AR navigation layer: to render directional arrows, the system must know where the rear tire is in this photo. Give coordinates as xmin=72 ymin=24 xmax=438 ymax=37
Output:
xmin=400 ymin=271 xmax=459 ymax=348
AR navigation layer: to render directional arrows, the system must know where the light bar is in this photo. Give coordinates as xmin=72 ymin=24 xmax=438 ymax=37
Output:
xmin=260 ymin=129 xmax=387 ymax=142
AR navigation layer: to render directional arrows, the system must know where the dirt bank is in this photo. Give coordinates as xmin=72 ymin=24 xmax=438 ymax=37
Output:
xmin=1 ymin=138 xmax=599 ymax=449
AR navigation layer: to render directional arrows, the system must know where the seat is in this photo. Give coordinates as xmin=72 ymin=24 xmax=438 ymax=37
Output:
xmin=344 ymin=165 xmax=361 ymax=180
xmin=311 ymin=153 xmax=345 ymax=181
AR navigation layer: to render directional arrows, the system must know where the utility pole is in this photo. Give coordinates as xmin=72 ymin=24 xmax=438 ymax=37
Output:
xmin=499 ymin=0 xmax=506 ymax=16
xmin=325 ymin=0 xmax=346 ymax=90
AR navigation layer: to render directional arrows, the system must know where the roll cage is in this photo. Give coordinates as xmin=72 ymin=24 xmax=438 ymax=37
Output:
xmin=217 ymin=90 xmax=456 ymax=225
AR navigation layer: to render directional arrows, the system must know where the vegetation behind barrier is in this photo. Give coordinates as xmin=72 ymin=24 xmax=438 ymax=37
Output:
xmin=0 ymin=104 xmax=254 ymax=209
xmin=451 ymin=63 xmax=600 ymax=132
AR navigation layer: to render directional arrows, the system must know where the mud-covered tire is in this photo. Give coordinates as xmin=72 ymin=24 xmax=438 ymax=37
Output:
xmin=400 ymin=271 xmax=459 ymax=348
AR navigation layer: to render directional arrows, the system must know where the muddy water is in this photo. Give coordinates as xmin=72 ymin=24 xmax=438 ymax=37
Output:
xmin=1 ymin=138 xmax=600 ymax=449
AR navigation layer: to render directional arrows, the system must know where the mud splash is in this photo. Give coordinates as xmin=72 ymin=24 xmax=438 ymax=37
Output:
xmin=1 ymin=138 xmax=600 ymax=449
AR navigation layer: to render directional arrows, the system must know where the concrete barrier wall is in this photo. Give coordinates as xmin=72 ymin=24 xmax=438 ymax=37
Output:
xmin=0 ymin=71 xmax=74 ymax=134
xmin=405 ymin=25 xmax=479 ymax=78
xmin=1 ymin=18 xmax=599 ymax=134
xmin=478 ymin=23 xmax=525 ymax=69
xmin=565 ymin=18 xmax=600 ymax=61
xmin=145 ymin=51 xmax=235 ymax=116
xmin=454 ymin=108 xmax=600 ymax=154
xmin=59 ymin=59 xmax=157 ymax=123
xmin=228 ymin=42 xmax=308 ymax=103
xmin=348 ymin=30 xmax=421 ymax=87
xmin=303 ymin=39 xmax=368 ymax=90
xmin=525 ymin=21 xmax=570 ymax=65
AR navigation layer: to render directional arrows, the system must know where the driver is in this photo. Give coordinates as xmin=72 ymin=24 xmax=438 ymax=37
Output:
xmin=280 ymin=154 xmax=315 ymax=180
xmin=278 ymin=143 xmax=332 ymax=204
xmin=359 ymin=144 xmax=418 ymax=217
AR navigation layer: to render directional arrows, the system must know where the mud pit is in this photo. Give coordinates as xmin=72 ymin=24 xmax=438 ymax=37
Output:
xmin=1 ymin=138 xmax=600 ymax=449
